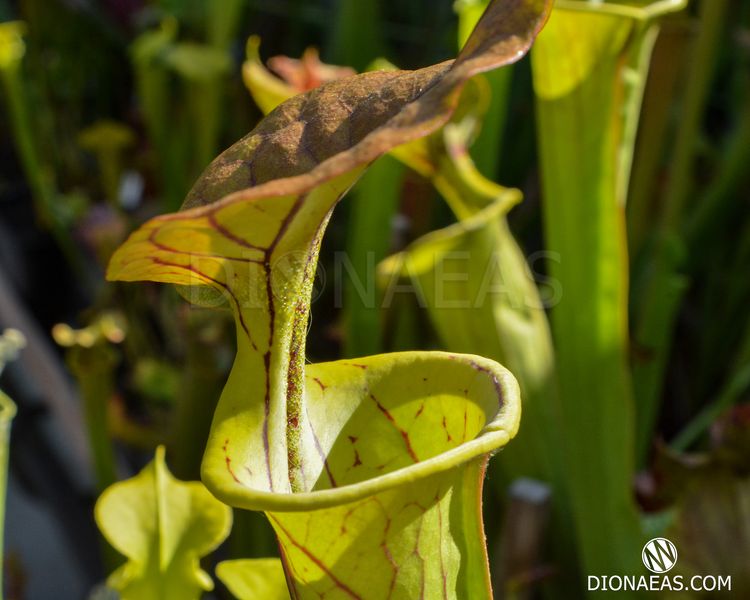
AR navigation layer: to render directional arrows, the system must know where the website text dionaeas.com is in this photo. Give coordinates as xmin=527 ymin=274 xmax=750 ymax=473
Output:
xmin=587 ymin=538 xmax=733 ymax=594
xmin=588 ymin=574 xmax=732 ymax=593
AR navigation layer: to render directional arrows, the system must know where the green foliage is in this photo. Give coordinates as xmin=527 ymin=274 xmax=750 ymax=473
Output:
xmin=378 ymin=107 xmax=561 ymax=487
xmin=342 ymin=155 xmax=405 ymax=357
xmin=54 ymin=313 xmax=126 ymax=493
xmin=106 ymin=1 xmax=551 ymax=597
xmin=376 ymin=70 xmax=577 ymax=593
xmin=5 ymin=0 xmax=749 ymax=596
xmin=0 ymin=19 xmax=86 ymax=284
xmin=631 ymin=0 xmax=729 ymax=464
xmin=95 ymin=447 xmax=232 ymax=600
xmin=0 ymin=21 xmax=51 ymax=216
xmin=329 ymin=0 xmax=386 ymax=72
xmin=216 ymin=559 xmax=289 ymax=600
xmin=455 ymin=0 xmax=512 ymax=180
xmin=130 ymin=7 xmax=241 ymax=211
xmin=0 ymin=329 xmax=23 ymax=600
xmin=531 ymin=0 xmax=687 ymax=582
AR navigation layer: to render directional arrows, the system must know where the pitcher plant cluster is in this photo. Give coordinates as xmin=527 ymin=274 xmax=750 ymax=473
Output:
xmin=1 ymin=0 xmax=745 ymax=598
xmin=101 ymin=1 xmax=550 ymax=598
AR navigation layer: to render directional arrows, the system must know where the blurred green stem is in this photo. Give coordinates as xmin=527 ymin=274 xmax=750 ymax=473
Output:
xmin=131 ymin=20 xmax=178 ymax=209
xmin=672 ymin=318 xmax=750 ymax=451
xmin=686 ymin=86 xmax=750 ymax=246
xmin=194 ymin=0 xmax=246 ymax=174
xmin=660 ymin=0 xmax=729 ymax=231
xmin=471 ymin=69 xmax=512 ymax=180
xmin=532 ymin=2 xmax=682 ymax=583
xmin=186 ymin=77 xmax=224 ymax=174
xmin=330 ymin=0 xmax=385 ymax=71
xmin=632 ymin=0 xmax=729 ymax=464
xmin=332 ymin=7 xmax=404 ymax=357
xmin=0 ymin=391 xmax=16 ymax=600
xmin=0 ymin=23 xmax=86 ymax=284
xmin=169 ymin=312 xmax=224 ymax=480
xmin=456 ymin=0 xmax=512 ymax=180
xmin=207 ymin=0 xmax=246 ymax=50
xmin=64 ymin=341 xmax=121 ymax=572
xmin=131 ymin=21 xmax=238 ymax=211
xmin=627 ymin=23 xmax=689 ymax=255
xmin=0 ymin=24 xmax=54 ymax=226
xmin=66 ymin=345 xmax=118 ymax=491
xmin=343 ymin=156 xmax=404 ymax=358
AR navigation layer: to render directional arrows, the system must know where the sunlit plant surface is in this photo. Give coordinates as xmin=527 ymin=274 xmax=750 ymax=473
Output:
xmin=1 ymin=0 xmax=748 ymax=597
xmin=103 ymin=1 xmax=551 ymax=597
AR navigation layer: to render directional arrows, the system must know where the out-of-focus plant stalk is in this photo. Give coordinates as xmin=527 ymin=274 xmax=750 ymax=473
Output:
xmin=627 ymin=22 xmax=691 ymax=255
xmin=331 ymin=6 xmax=398 ymax=357
xmin=0 ymin=22 xmax=54 ymax=224
xmin=0 ymin=329 xmax=25 ymax=600
xmin=73 ymin=345 xmax=118 ymax=489
xmin=343 ymin=155 xmax=405 ymax=358
xmin=330 ymin=0 xmax=385 ymax=72
xmin=632 ymin=0 xmax=729 ymax=464
xmin=0 ymin=389 xmax=14 ymax=600
xmin=532 ymin=0 xmax=686 ymax=583
xmin=660 ymin=0 xmax=729 ymax=231
xmin=0 ymin=21 xmax=85 ymax=280
xmin=169 ymin=310 xmax=227 ymax=481
xmin=53 ymin=315 xmax=125 ymax=572
xmin=672 ymin=311 xmax=750 ymax=451
xmin=131 ymin=9 xmax=238 ymax=212
xmin=207 ymin=0 xmax=246 ymax=51
xmin=53 ymin=314 xmax=126 ymax=492
xmin=78 ymin=120 xmax=135 ymax=208
xmin=455 ymin=0 xmax=512 ymax=180
xmin=687 ymin=81 xmax=750 ymax=247
xmin=174 ymin=48 xmax=231 ymax=175
xmin=189 ymin=0 xmax=244 ymax=181
xmin=131 ymin=19 xmax=181 ymax=209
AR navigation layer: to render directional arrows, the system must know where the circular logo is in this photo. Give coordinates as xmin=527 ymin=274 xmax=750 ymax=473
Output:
xmin=642 ymin=538 xmax=678 ymax=574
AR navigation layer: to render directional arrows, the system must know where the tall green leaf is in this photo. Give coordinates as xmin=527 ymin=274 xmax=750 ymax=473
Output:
xmin=378 ymin=112 xmax=576 ymax=593
xmin=531 ymin=0 xmax=686 ymax=581
xmin=455 ymin=0 xmax=513 ymax=179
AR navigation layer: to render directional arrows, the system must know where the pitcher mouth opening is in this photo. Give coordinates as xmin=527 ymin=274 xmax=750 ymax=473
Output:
xmin=203 ymin=426 xmax=515 ymax=513
xmin=201 ymin=352 xmax=520 ymax=512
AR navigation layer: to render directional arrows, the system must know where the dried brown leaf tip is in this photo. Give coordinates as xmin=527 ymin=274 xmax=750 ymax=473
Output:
xmin=268 ymin=47 xmax=356 ymax=92
xmin=181 ymin=0 xmax=551 ymax=211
